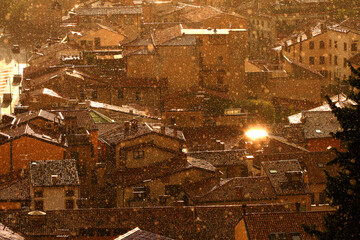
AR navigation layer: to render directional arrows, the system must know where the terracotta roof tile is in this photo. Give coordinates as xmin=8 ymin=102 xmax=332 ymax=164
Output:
xmin=0 ymin=205 xmax=290 ymax=239
xmin=188 ymin=176 xmax=277 ymax=203
xmin=261 ymin=159 xmax=310 ymax=195
xmin=116 ymin=227 xmax=174 ymax=240
xmin=29 ymin=159 xmax=79 ymax=187
xmin=188 ymin=149 xmax=247 ymax=166
xmin=99 ymin=122 xmax=185 ymax=145
xmin=244 ymin=211 xmax=332 ymax=240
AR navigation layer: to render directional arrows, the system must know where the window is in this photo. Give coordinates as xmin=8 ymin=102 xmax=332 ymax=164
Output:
xmin=65 ymin=190 xmax=75 ymax=197
xmin=344 ymin=58 xmax=348 ymax=67
xmin=118 ymin=89 xmax=124 ymax=99
xmin=133 ymin=150 xmax=144 ymax=159
xmin=309 ymin=56 xmax=315 ymax=65
xmin=65 ymin=199 xmax=74 ymax=209
xmin=133 ymin=186 xmax=149 ymax=200
xmin=334 ymin=55 xmax=338 ymax=65
xmin=269 ymin=233 xmax=286 ymax=240
xmin=351 ymin=43 xmax=357 ymax=51
xmin=319 ymin=41 xmax=325 ymax=49
xmin=35 ymin=200 xmax=44 ymax=211
xmin=344 ymin=42 xmax=347 ymax=51
xmin=329 ymin=39 xmax=332 ymax=48
xmin=334 ymin=41 xmax=338 ymax=48
xmin=34 ymin=190 xmax=43 ymax=198
xmin=329 ymin=54 xmax=332 ymax=64
xmin=80 ymin=40 xmax=86 ymax=46
xmin=309 ymin=41 xmax=314 ymax=49
xmin=319 ymin=56 xmax=325 ymax=64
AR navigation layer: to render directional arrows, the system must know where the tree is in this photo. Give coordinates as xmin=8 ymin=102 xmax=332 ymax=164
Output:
xmin=234 ymin=99 xmax=275 ymax=124
xmin=328 ymin=0 xmax=360 ymax=21
xmin=304 ymin=65 xmax=360 ymax=239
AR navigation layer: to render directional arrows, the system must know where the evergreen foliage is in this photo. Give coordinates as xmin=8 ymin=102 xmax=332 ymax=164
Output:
xmin=304 ymin=65 xmax=360 ymax=239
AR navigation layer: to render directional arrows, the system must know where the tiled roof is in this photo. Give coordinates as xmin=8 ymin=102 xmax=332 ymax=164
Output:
xmin=17 ymin=110 xmax=61 ymax=126
xmin=187 ymin=156 xmax=217 ymax=172
xmin=99 ymin=122 xmax=185 ymax=145
xmin=181 ymin=6 xmax=222 ymax=23
xmin=188 ymin=149 xmax=247 ymax=166
xmin=243 ymin=211 xmax=331 ymax=240
xmin=25 ymin=67 xmax=102 ymax=89
xmin=261 ymin=159 xmax=310 ymax=195
xmin=189 ymin=177 xmax=277 ymax=203
xmin=96 ymin=122 xmax=122 ymax=135
xmin=0 ymin=222 xmax=24 ymax=240
xmin=153 ymin=24 xmax=183 ymax=46
xmin=0 ymin=177 xmax=30 ymax=201
xmin=1 ymin=124 xmax=66 ymax=147
xmin=254 ymin=151 xmax=336 ymax=185
xmin=29 ymin=159 xmax=79 ymax=187
xmin=89 ymin=101 xmax=160 ymax=120
xmin=115 ymin=227 xmax=174 ymax=240
xmin=0 ymin=205 xmax=290 ymax=239
xmin=288 ymin=93 xmax=357 ymax=124
xmin=160 ymin=35 xmax=196 ymax=46
xmin=27 ymin=88 xmax=65 ymax=99
xmin=54 ymin=109 xmax=98 ymax=131
xmin=75 ymin=6 xmax=142 ymax=16
xmin=113 ymin=156 xmax=215 ymax=187
xmin=302 ymin=111 xmax=341 ymax=139
xmin=0 ymin=110 xmax=62 ymax=131
xmin=266 ymin=135 xmax=309 ymax=153
xmin=336 ymin=17 xmax=360 ymax=33
xmin=283 ymin=53 xmax=324 ymax=77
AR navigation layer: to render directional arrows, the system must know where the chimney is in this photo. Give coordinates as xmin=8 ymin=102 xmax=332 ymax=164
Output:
xmin=130 ymin=119 xmax=138 ymax=131
xmin=51 ymin=175 xmax=59 ymax=185
xmin=124 ymin=121 xmax=130 ymax=134
xmin=303 ymin=170 xmax=309 ymax=184
xmin=173 ymin=124 xmax=177 ymax=137
xmin=161 ymin=125 xmax=166 ymax=134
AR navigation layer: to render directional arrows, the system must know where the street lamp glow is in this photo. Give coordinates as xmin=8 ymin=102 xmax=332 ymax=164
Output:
xmin=245 ymin=129 xmax=268 ymax=140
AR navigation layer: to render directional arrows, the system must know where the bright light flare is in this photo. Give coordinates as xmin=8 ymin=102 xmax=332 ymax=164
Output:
xmin=245 ymin=129 xmax=268 ymax=140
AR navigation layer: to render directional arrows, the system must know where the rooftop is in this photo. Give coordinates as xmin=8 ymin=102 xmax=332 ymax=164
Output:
xmin=115 ymin=227 xmax=174 ymax=240
xmin=29 ymin=159 xmax=79 ymax=187
xmin=99 ymin=122 xmax=185 ymax=145
xmin=261 ymin=159 xmax=309 ymax=196
xmin=243 ymin=211 xmax=331 ymax=240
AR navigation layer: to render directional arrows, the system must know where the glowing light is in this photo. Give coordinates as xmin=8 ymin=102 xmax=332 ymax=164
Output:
xmin=245 ymin=129 xmax=268 ymax=140
xmin=74 ymin=4 xmax=79 ymax=8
